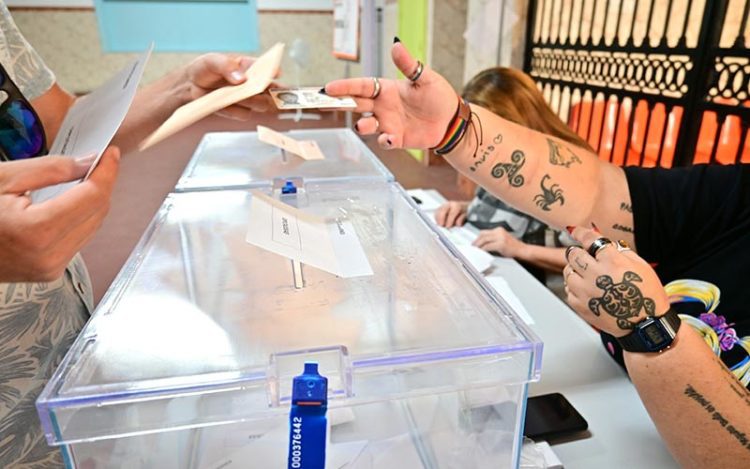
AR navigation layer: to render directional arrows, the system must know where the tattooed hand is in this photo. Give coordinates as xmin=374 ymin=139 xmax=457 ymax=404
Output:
xmin=563 ymin=226 xmax=670 ymax=337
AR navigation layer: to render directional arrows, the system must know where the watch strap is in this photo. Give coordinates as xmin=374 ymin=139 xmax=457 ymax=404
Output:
xmin=617 ymin=308 xmax=681 ymax=353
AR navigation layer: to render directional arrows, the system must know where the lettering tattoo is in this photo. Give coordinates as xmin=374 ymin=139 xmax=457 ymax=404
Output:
xmin=588 ymin=271 xmax=656 ymax=330
xmin=533 ymin=174 xmax=565 ymax=211
xmin=469 ymin=134 xmax=502 ymax=172
xmin=547 ymin=138 xmax=582 ymax=168
xmin=684 ymin=384 xmax=750 ymax=452
xmin=490 ymin=149 xmax=525 ymax=187
xmin=613 ymin=223 xmax=634 ymax=233
xmin=620 ymin=202 xmax=632 ymax=213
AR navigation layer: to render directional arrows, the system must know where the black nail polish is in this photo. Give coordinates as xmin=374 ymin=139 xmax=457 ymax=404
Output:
xmin=393 ymin=36 xmax=401 ymax=44
xmin=386 ymin=138 xmax=393 ymax=147
xmin=354 ymin=122 xmax=359 ymax=132
xmin=318 ymin=87 xmax=327 ymax=95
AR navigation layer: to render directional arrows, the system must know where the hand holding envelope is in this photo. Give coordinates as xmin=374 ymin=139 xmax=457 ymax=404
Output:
xmin=140 ymin=43 xmax=285 ymax=150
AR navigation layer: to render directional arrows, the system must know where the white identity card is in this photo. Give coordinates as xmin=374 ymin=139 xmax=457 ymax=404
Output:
xmin=270 ymin=87 xmax=356 ymax=110
xmin=257 ymin=125 xmax=325 ymax=160
xmin=246 ymin=191 xmax=372 ymax=278
xmin=32 ymin=46 xmax=152 ymax=203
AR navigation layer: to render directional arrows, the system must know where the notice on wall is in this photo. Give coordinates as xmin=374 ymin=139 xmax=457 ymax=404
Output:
xmin=333 ymin=0 xmax=359 ymax=60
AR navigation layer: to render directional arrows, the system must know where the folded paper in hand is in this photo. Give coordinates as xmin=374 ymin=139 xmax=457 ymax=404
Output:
xmin=139 ymin=43 xmax=285 ymax=150
xmin=257 ymin=125 xmax=325 ymax=160
xmin=32 ymin=46 xmax=152 ymax=203
xmin=246 ymin=191 xmax=373 ymax=278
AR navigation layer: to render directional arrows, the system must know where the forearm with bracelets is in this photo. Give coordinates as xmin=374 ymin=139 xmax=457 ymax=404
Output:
xmin=431 ymin=98 xmax=634 ymax=247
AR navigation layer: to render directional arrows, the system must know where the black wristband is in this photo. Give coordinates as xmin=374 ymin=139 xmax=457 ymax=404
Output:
xmin=617 ymin=308 xmax=681 ymax=353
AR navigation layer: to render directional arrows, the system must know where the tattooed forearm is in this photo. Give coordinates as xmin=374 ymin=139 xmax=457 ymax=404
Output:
xmin=613 ymin=224 xmax=634 ymax=233
xmin=490 ymin=149 xmax=525 ymax=187
xmin=588 ymin=271 xmax=656 ymax=330
xmin=533 ymin=174 xmax=564 ymax=211
xmin=547 ymin=138 xmax=582 ymax=167
xmin=469 ymin=134 xmax=502 ymax=172
xmin=620 ymin=202 xmax=632 ymax=213
xmin=684 ymin=384 xmax=750 ymax=452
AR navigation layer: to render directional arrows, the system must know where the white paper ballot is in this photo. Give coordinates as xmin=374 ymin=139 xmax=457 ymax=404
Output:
xmin=485 ymin=276 xmax=535 ymax=325
xmin=246 ymin=191 xmax=373 ymax=278
xmin=32 ymin=46 xmax=152 ymax=203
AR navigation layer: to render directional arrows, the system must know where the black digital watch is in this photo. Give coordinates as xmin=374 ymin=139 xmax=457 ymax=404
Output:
xmin=617 ymin=308 xmax=681 ymax=353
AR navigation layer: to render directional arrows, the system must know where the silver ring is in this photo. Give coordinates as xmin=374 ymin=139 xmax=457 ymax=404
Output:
xmin=564 ymin=245 xmax=577 ymax=263
xmin=586 ymin=237 xmax=614 ymax=258
xmin=370 ymin=77 xmax=381 ymax=99
xmin=408 ymin=61 xmax=424 ymax=82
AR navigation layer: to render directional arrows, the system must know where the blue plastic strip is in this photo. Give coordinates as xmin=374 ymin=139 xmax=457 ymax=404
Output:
xmin=95 ymin=0 xmax=259 ymax=52
xmin=288 ymin=363 xmax=327 ymax=469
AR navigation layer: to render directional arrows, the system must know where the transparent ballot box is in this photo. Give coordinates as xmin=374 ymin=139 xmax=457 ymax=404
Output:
xmin=175 ymin=128 xmax=394 ymax=192
xmin=38 ymin=180 xmax=542 ymax=468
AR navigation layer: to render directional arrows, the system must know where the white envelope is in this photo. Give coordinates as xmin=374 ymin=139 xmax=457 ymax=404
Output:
xmin=246 ymin=191 xmax=373 ymax=278
xmin=31 ymin=46 xmax=152 ymax=203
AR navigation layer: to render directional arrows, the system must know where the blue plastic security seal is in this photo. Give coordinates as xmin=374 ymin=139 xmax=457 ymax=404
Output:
xmin=281 ymin=180 xmax=298 ymax=194
xmin=288 ymin=362 xmax=327 ymax=469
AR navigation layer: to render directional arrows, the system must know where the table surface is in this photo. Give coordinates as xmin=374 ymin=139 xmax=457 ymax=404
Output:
xmin=418 ymin=190 xmax=678 ymax=469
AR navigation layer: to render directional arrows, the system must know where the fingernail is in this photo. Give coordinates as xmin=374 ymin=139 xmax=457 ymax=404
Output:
xmin=354 ymin=122 xmax=359 ymax=132
xmin=566 ymin=226 xmax=575 ymax=234
xmin=591 ymin=222 xmax=601 ymax=233
xmin=386 ymin=138 xmax=393 ymax=147
xmin=393 ymin=36 xmax=401 ymax=43
xmin=319 ymin=87 xmax=327 ymax=95
xmin=231 ymin=71 xmax=244 ymax=82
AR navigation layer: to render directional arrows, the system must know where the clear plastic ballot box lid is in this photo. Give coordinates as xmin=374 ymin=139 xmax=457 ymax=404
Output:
xmin=38 ymin=180 xmax=542 ymax=447
xmin=175 ymin=128 xmax=394 ymax=191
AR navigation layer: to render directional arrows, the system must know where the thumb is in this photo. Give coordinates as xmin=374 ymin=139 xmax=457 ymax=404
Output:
xmin=391 ymin=41 xmax=420 ymax=78
xmin=85 ymin=146 xmax=120 ymax=189
xmin=0 ymin=156 xmax=93 ymax=194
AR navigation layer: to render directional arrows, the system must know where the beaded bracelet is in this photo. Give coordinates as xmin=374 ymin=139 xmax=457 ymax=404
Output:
xmin=433 ymin=96 xmax=472 ymax=155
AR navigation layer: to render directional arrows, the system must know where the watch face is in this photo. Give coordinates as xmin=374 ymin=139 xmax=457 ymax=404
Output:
xmin=639 ymin=319 xmax=674 ymax=351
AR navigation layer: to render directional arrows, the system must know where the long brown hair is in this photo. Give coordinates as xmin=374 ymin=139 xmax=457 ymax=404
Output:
xmin=462 ymin=67 xmax=594 ymax=152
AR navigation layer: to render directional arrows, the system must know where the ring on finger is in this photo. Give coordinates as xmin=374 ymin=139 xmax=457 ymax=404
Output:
xmin=586 ymin=237 xmax=614 ymax=258
xmin=408 ymin=61 xmax=424 ymax=82
xmin=370 ymin=77 xmax=382 ymax=99
xmin=616 ymin=239 xmax=632 ymax=252
xmin=565 ymin=245 xmax=578 ymax=263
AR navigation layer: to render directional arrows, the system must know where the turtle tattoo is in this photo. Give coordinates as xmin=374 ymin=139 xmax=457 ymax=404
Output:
xmin=588 ymin=271 xmax=656 ymax=330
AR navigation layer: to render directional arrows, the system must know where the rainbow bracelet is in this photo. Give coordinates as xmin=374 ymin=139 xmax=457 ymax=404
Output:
xmin=433 ymin=97 xmax=471 ymax=155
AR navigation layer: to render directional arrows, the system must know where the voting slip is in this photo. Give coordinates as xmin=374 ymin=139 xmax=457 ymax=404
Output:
xmin=256 ymin=125 xmax=325 ymax=160
xmin=269 ymin=87 xmax=356 ymax=110
xmin=139 ymin=43 xmax=285 ymax=150
xmin=245 ymin=191 xmax=373 ymax=278
xmin=31 ymin=46 xmax=152 ymax=203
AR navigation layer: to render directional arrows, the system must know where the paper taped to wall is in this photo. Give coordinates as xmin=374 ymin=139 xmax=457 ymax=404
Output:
xmin=139 ymin=43 xmax=285 ymax=150
xmin=257 ymin=125 xmax=325 ymax=160
xmin=246 ymin=191 xmax=373 ymax=278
